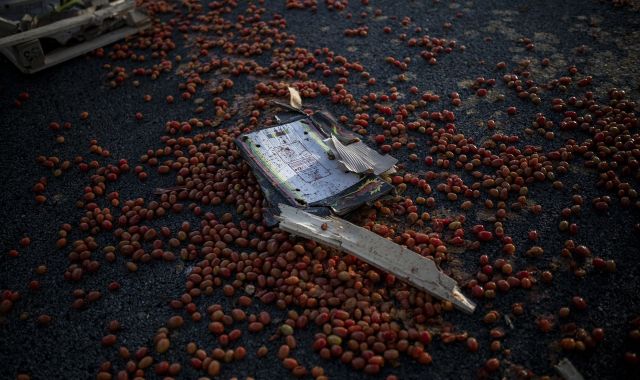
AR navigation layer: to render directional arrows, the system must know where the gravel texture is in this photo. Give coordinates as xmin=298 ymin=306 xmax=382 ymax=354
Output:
xmin=1 ymin=0 xmax=639 ymax=379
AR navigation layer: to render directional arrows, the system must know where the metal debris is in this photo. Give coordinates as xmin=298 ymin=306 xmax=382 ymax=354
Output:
xmin=329 ymin=135 xmax=397 ymax=175
xmin=505 ymin=314 xmax=514 ymax=329
xmin=236 ymin=116 xmax=395 ymax=219
xmin=275 ymin=204 xmax=476 ymax=314
xmin=0 ymin=0 xmax=149 ymax=73
xmin=555 ymin=358 xmax=585 ymax=380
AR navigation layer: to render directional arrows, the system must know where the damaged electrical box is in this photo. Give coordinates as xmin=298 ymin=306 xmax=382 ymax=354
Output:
xmin=236 ymin=112 xmax=397 ymax=223
xmin=0 ymin=0 xmax=149 ymax=73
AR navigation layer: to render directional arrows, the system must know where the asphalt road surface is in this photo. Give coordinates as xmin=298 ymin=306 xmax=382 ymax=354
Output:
xmin=1 ymin=1 xmax=640 ymax=379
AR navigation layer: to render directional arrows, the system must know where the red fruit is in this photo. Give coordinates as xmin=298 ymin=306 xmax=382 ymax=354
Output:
xmin=624 ymin=352 xmax=638 ymax=365
xmin=572 ymin=296 xmax=587 ymax=310
xmin=485 ymin=358 xmax=500 ymax=371
xmin=592 ymin=328 xmax=605 ymax=342
xmin=478 ymin=231 xmax=493 ymax=241
xmin=592 ymin=257 xmax=606 ymax=268
xmin=419 ymin=330 xmax=431 ymax=344
xmin=20 ymin=237 xmax=31 ymax=247
xmin=102 ymin=220 xmax=113 ymax=230
xmin=415 ymin=233 xmax=429 ymax=244
xmin=471 ymin=285 xmax=484 ymax=298
xmin=467 ymin=337 xmax=479 ymax=352
xmin=594 ymin=132 xmax=605 ymax=142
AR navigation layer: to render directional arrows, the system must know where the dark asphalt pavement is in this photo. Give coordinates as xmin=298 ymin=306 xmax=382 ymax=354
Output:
xmin=1 ymin=1 xmax=640 ymax=379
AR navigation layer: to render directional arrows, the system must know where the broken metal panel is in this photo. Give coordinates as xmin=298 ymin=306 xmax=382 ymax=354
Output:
xmin=329 ymin=135 xmax=397 ymax=175
xmin=317 ymin=175 xmax=393 ymax=215
xmin=310 ymin=109 xmax=360 ymax=143
xmin=236 ymin=117 xmax=394 ymax=217
xmin=238 ymin=118 xmax=361 ymax=205
xmin=0 ymin=0 xmax=149 ymax=73
xmin=14 ymin=38 xmax=43 ymax=67
xmin=0 ymin=23 xmax=141 ymax=72
xmin=0 ymin=17 xmax=18 ymax=37
xmin=125 ymin=9 xmax=146 ymax=26
xmin=245 ymin=155 xmax=335 ymax=226
xmin=0 ymin=0 xmax=54 ymax=21
xmin=275 ymin=204 xmax=476 ymax=314
xmin=0 ymin=1 xmax=134 ymax=47
xmin=42 ymin=23 xmax=137 ymax=65
xmin=241 ymin=87 xmax=397 ymax=219
xmin=348 ymin=141 xmax=397 ymax=173
xmin=555 ymin=358 xmax=585 ymax=380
